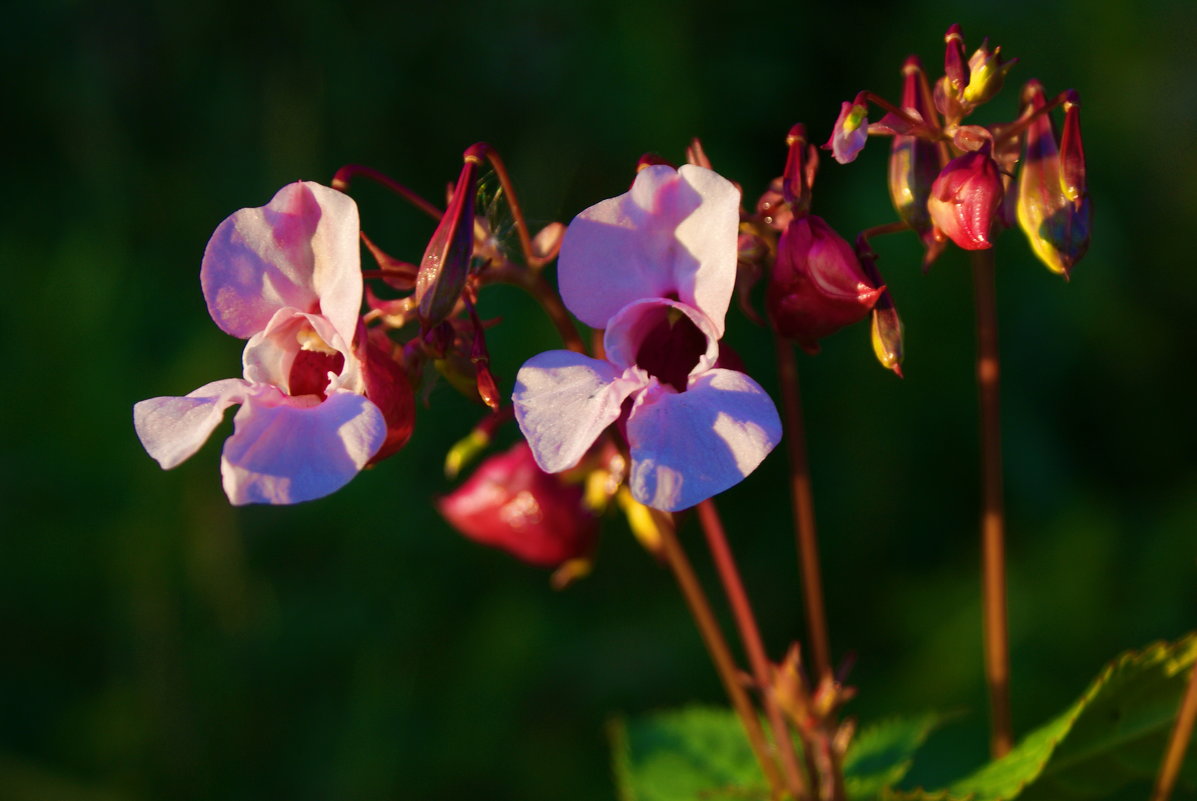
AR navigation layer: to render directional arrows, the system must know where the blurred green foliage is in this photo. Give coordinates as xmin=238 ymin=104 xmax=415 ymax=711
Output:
xmin=2 ymin=0 xmax=1196 ymax=798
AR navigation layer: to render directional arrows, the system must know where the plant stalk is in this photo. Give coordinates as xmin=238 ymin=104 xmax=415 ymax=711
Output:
xmin=1150 ymin=662 xmax=1197 ymax=801
xmin=656 ymin=522 xmax=787 ymax=799
xmin=773 ymin=333 xmax=833 ymax=682
xmin=697 ymin=499 xmax=810 ymax=799
xmin=971 ymin=248 xmax=1013 ymax=758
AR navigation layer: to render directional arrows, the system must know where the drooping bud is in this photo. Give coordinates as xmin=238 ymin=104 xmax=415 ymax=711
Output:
xmin=888 ymin=57 xmax=946 ymax=242
xmin=944 ymin=24 xmax=970 ymax=94
xmin=783 ymin=123 xmax=819 ymax=216
xmin=1015 ymin=82 xmax=1091 ymax=277
xmin=856 ymin=238 xmax=904 ymax=377
xmin=823 ymin=93 xmax=870 ymax=164
xmin=444 ymin=407 xmax=513 ymax=479
xmin=416 ymin=144 xmax=486 ymax=327
xmin=465 ymin=297 xmax=500 ymax=411
xmin=927 ymin=144 xmax=1003 ymax=250
xmin=766 ymin=215 xmax=883 ymax=353
xmin=438 ymin=441 xmax=599 ymax=568
xmin=962 ymin=38 xmax=1017 ymax=106
xmin=1059 ymin=90 xmax=1086 ymax=203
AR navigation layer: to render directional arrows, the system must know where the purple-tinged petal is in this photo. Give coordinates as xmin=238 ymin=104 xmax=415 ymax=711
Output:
xmin=202 ymin=182 xmax=362 ymax=343
xmin=133 ymin=378 xmax=250 ymax=469
xmin=602 ymin=298 xmax=719 ymax=383
xmin=219 ymin=387 xmax=385 ymax=505
xmin=625 ymin=369 xmax=781 ymax=512
xmin=559 ymin=164 xmax=739 ymax=334
xmin=513 ymin=350 xmax=647 ymax=473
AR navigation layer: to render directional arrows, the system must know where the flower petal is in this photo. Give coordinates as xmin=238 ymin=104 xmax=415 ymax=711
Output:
xmin=625 ymin=369 xmax=781 ymax=511
xmin=513 ymin=350 xmax=646 ymax=473
xmin=202 ymin=182 xmax=362 ymax=343
xmin=602 ymin=298 xmax=719 ymax=376
xmin=559 ymin=164 xmax=739 ymax=334
xmin=220 ymin=387 xmax=385 ymax=505
xmin=241 ymin=308 xmax=363 ymax=395
xmin=133 ymin=378 xmax=250 ymax=469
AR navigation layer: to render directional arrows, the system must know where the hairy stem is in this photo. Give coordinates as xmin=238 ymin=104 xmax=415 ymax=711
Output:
xmin=657 ymin=522 xmax=787 ymax=799
xmin=697 ymin=499 xmax=810 ymax=800
xmin=773 ymin=334 xmax=833 ymax=682
xmin=1150 ymin=663 xmax=1197 ymax=801
xmin=971 ymin=248 xmax=1012 ymax=758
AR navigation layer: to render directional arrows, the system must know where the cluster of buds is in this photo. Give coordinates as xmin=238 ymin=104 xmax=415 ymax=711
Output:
xmin=823 ymin=24 xmax=1090 ymax=277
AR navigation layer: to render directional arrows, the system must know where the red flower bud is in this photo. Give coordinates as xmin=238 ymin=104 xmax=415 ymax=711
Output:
xmin=782 ymin=123 xmax=819 ymax=216
xmin=927 ymin=146 xmax=1003 ymax=250
xmin=416 ymin=145 xmax=485 ymax=327
xmin=438 ymin=441 xmax=598 ymax=567
xmin=766 ymin=215 xmax=883 ymax=353
xmin=888 ymin=57 xmax=946 ymax=240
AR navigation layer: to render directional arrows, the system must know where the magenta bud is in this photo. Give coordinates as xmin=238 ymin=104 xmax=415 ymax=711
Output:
xmin=889 ymin=57 xmax=946 ymax=238
xmin=1016 ymin=82 xmax=1091 ymax=277
xmin=944 ymin=24 xmax=970 ymax=93
xmin=416 ymin=146 xmax=485 ymax=327
xmin=927 ymin=147 xmax=1003 ymax=250
xmin=823 ymin=94 xmax=870 ymax=164
xmin=782 ymin=123 xmax=819 ymax=214
xmin=855 ymin=241 xmax=904 ymax=376
xmin=766 ymin=215 xmax=883 ymax=352
xmin=1059 ymin=90 xmax=1086 ymax=202
xmin=438 ymin=441 xmax=599 ymax=567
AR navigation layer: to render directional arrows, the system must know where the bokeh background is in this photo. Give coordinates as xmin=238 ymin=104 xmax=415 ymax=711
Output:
xmin=4 ymin=0 xmax=1196 ymax=798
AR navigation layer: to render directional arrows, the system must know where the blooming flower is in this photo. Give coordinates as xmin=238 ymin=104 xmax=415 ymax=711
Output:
xmin=438 ymin=441 xmax=598 ymax=567
xmin=134 ymin=181 xmax=402 ymax=505
xmin=513 ymin=165 xmax=782 ymax=512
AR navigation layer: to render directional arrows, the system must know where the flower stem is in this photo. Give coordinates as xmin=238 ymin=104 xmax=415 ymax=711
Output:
xmin=480 ymin=148 xmax=543 ymax=269
xmin=330 ymin=164 xmax=443 ymax=221
xmin=773 ymin=333 xmax=833 ymax=682
xmin=971 ymin=248 xmax=1013 ymax=758
xmin=656 ymin=522 xmax=787 ymax=799
xmin=697 ymin=499 xmax=810 ymax=800
xmin=1150 ymin=662 xmax=1197 ymax=801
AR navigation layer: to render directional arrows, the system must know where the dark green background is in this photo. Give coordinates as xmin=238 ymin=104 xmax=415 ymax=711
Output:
xmin=4 ymin=0 xmax=1195 ymax=798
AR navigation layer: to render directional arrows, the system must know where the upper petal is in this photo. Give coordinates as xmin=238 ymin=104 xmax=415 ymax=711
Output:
xmin=133 ymin=378 xmax=250 ymax=469
xmin=202 ymin=181 xmax=362 ymax=343
xmin=558 ymin=164 xmax=739 ymax=335
xmin=625 ymin=368 xmax=781 ymax=511
xmin=220 ymin=387 xmax=385 ymax=505
xmin=513 ymin=350 xmax=647 ymax=473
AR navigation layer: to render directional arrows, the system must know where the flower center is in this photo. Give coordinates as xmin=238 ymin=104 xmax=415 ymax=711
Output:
xmin=634 ymin=306 xmax=707 ymax=392
xmin=288 ymin=326 xmax=344 ymax=398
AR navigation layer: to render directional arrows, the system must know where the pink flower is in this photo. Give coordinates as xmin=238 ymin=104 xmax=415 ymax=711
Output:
xmin=438 ymin=441 xmax=598 ymax=567
xmin=823 ymin=97 xmax=870 ymax=165
xmin=927 ymin=147 xmax=1003 ymax=250
xmin=134 ymin=182 xmax=390 ymax=505
xmin=513 ymin=165 xmax=782 ymax=512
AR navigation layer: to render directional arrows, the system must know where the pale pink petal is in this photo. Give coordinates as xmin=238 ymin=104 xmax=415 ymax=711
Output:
xmin=202 ymin=182 xmax=362 ymax=343
xmin=602 ymin=298 xmax=720 ymax=375
xmin=219 ymin=387 xmax=385 ymax=505
xmin=513 ymin=350 xmax=647 ymax=473
xmin=559 ymin=164 xmax=739 ymax=334
xmin=133 ymin=378 xmax=250 ymax=469
xmin=625 ymin=369 xmax=782 ymax=511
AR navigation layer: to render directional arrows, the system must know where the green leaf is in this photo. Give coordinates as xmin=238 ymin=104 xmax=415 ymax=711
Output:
xmin=903 ymin=633 xmax=1197 ymax=801
xmin=844 ymin=714 xmax=941 ymax=800
xmin=610 ymin=706 xmax=772 ymax=801
xmin=612 ymin=706 xmax=943 ymax=801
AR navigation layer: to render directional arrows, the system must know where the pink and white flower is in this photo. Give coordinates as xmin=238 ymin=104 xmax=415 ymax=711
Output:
xmin=513 ymin=165 xmax=782 ymax=512
xmin=134 ymin=181 xmax=388 ymax=505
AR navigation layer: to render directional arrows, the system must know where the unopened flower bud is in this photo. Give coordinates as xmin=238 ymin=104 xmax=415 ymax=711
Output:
xmin=962 ymin=39 xmax=1017 ymax=106
xmin=767 ymin=215 xmax=883 ymax=353
xmin=856 ymin=240 xmax=904 ymax=376
xmin=823 ymin=93 xmax=870 ymax=164
xmin=783 ymin=123 xmax=819 ymax=215
xmin=416 ymin=144 xmax=486 ymax=327
xmin=1016 ymin=82 xmax=1091 ymax=277
xmin=944 ymin=24 xmax=970 ymax=94
xmin=438 ymin=441 xmax=599 ymax=568
xmin=889 ymin=57 xmax=945 ymax=239
xmin=927 ymin=146 xmax=1003 ymax=250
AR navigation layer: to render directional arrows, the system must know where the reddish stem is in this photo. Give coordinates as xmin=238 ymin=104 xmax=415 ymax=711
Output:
xmin=479 ymin=147 xmax=545 ymax=269
xmin=697 ymin=500 xmax=810 ymax=800
xmin=656 ymin=522 xmax=787 ymax=799
xmin=1151 ymin=662 xmax=1197 ymax=801
xmin=330 ymin=164 xmax=442 ymax=221
xmin=773 ymin=333 xmax=833 ymax=682
xmin=971 ymin=248 xmax=1013 ymax=758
